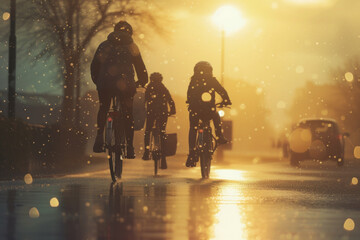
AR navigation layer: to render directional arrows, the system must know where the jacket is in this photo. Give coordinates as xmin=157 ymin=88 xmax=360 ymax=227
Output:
xmin=145 ymin=81 xmax=176 ymax=116
xmin=90 ymin=31 xmax=148 ymax=96
xmin=187 ymin=75 xmax=230 ymax=114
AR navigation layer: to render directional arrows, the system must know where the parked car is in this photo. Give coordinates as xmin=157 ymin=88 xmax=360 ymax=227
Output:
xmin=288 ymin=118 xmax=349 ymax=166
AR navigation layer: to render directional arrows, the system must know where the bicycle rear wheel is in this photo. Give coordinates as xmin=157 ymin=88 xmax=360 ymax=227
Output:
xmin=200 ymin=151 xmax=211 ymax=179
xmin=106 ymin=121 xmax=123 ymax=182
xmin=199 ymin=130 xmax=212 ymax=179
xmin=150 ymin=131 xmax=161 ymax=176
xmin=153 ymin=150 xmax=161 ymax=176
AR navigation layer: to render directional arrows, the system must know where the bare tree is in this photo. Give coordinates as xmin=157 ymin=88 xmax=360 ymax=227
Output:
xmin=9 ymin=0 xmax=167 ymax=127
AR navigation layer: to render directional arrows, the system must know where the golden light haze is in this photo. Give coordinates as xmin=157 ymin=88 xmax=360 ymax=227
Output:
xmin=129 ymin=0 xmax=360 ymax=129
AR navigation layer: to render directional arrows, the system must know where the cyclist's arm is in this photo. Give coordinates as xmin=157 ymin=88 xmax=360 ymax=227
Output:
xmin=165 ymin=88 xmax=176 ymax=115
xmin=211 ymin=77 xmax=231 ymax=104
xmin=90 ymin=43 xmax=105 ymax=85
xmin=130 ymin=43 xmax=148 ymax=87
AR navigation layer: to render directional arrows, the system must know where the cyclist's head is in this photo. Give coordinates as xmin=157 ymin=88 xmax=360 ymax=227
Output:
xmin=114 ymin=21 xmax=133 ymax=36
xmin=193 ymin=61 xmax=213 ymax=77
xmin=150 ymin=72 xmax=163 ymax=82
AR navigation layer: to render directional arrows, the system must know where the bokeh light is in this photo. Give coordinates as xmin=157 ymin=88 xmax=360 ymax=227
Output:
xmin=289 ymin=128 xmax=312 ymax=153
xmin=201 ymin=92 xmax=212 ymax=102
xmin=344 ymin=218 xmax=355 ymax=231
xmin=296 ymin=65 xmax=304 ymax=74
xmin=353 ymin=146 xmax=360 ymax=159
xmin=345 ymin=72 xmax=354 ymax=82
xmin=351 ymin=177 xmax=358 ymax=185
xmin=29 ymin=207 xmax=40 ymax=218
xmin=2 ymin=12 xmax=10 ymax=21
xmin=24 ymin=173 xmax=33 ymax=184
xmin=50 ymin=197 xmax=59 ymax=207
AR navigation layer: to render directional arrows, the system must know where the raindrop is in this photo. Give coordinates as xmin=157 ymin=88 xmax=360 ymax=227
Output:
xmin=24 ymin=173 xmax=33 ymax=184
xmin=351 ymin=177 xmax=358 ymax=186
xmin=230 ymin=109 xmax=238 ymax=116
xmin=296 ymin=65 xmax=304 ymax=74
xmin=344 ymin=218 xmax=355 ymax=231
xmin=50 ymin=197 xmax=59 ymax=207
xmin=201 ymin=92 xmax=211 ymax=102
xmin=143 ymin=206 xmax=148 ymax=213
xmin=345 ymin=72 xmax=354 ymax=82
xmin=354 ymin=146 xmax=360 ymax=159
xmin=2 ymin=12 xmax=10 ymax=21
xmin=321 ymin=109 xmax=328 ymax=116
xmin=277 ymin=101 xmax=286 ymax=109
xmin=29 ymin=207 xmax=40 ymax=218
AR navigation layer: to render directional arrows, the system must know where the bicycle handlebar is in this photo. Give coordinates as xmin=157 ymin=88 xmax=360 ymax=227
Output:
xmin=216 ymin=102 xmax=231 ymax=108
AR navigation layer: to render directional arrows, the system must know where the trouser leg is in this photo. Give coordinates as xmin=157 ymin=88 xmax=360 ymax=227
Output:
xmin=144 ymin=115 xmax=155 ymax=150
xmin=212 ymin=111 xmax=222 ymax=138
xmin=157 ymin=115 xmax=168 ymax=168
xmin=188 ymin=113 xmax=199 ymax=153
xmin=96 ymin=91 xmax=112 ymax=136
xmin=121 ymin=97 xmax=134 ymax=147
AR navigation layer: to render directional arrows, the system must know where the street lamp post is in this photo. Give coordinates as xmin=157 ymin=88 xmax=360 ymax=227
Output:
xmin=212 ymin=5 xmax=246 ymax=159
xmin=220 ymin=30 xmax=225 ymax=86
xmin=8 ymin=0 xmax=16 ymax=119
xmin=212 ymin=5 xmax=246 ymax=86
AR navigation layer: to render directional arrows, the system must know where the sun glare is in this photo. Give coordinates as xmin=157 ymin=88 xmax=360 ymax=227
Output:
xmin=286 ymin=0 xmax=336 ymax=6
xmin=212 ymin=5 xmax=246 ymax=34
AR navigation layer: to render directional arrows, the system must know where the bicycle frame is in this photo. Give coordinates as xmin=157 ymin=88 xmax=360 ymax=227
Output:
xmin=196 ymin=119 xmax=216 ymax=154
xmin=105 ymin=96 xmax=126 ymax=182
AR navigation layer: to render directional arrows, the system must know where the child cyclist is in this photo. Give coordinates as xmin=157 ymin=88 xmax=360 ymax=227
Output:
xmin=186 ymin=61 xmax=231 ymax=167
xmin=142 ymin=72 xmax=176 ymax=169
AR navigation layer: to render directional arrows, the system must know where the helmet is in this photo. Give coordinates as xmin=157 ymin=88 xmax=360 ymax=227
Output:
xmin=194 ymin=61 xmax=213 ymax=76
xmin=114 ymin=21 xmax=133 ymax=35
xmin=150 ymin=72 xmax=163 ymax=82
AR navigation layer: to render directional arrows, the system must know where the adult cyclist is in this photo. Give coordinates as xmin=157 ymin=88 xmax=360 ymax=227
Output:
xmin=91 ymin=21 xmax=148 ymax=158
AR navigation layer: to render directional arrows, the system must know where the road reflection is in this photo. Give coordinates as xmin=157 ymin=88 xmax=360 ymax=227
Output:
xmin=1 ymin=178 xmax=250 ymax=239
xmin=211 ymin=184 xmax=247 ymax=240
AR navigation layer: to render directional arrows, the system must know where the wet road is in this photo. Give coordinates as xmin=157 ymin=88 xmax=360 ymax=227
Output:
xmin=1 ymin=154 xmax=360 ymax=240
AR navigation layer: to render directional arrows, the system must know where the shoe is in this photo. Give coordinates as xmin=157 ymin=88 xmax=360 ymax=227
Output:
xmin=126 ymin=145 xmax=135 ymax=159
xmin=186 ymin=152 xmax=197 ymax=168
xmin=217 ymin=135 xmax=229 ymax=145
xmin=142 ymin=149 xmax=150 ymax=161
xmin=93 ymin=134 xmax=104 ymax=153
xmin=160 ymin=156 xmax=167 ymax=169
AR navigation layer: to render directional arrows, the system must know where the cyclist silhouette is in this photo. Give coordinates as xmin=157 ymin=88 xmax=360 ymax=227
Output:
xmin=186 ymin=61 xmax=231 ymax=167
xmin=91 ymin=21 xmax=148 ymax=158
xmin=142 ymin=72 xmax=176 ymax=169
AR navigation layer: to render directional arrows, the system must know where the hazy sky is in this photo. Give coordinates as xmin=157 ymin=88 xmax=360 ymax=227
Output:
xmin=136 ymin=0 xmax=360 ymax=127
xmin=1 ymin=0 xmax=360 ymax=127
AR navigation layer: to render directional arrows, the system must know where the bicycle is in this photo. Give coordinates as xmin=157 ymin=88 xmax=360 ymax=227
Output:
xmin=195 ymin=103 xmax=229 ymax=179
xmin=150 ymin=125 xmax=162 ymax=176
xmin=105 ymin=95 xmax=126 ymax=182
xmin=149 ymin=115 xmax=173 ymax=176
